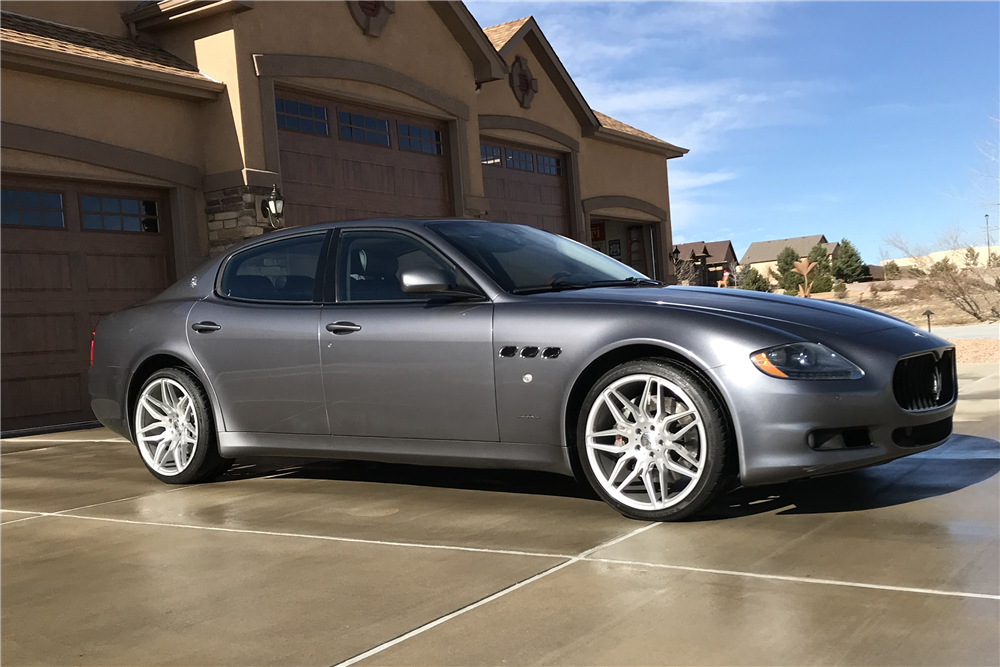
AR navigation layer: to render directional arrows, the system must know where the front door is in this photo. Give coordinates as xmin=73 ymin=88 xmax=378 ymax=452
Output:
xmin=320 ymin=228 xmax=497 ymax=441
xmin=188 ymin=232 xmax=329 ymax=435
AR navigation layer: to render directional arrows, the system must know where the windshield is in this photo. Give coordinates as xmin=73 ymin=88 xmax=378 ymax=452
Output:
xmin=427 ymin=221 xmax=651 ymax=294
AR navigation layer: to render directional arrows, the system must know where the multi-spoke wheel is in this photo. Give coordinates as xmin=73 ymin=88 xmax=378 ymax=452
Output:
xmin=133 ymin=368 xmax=231 ymax=484
xmin=577 ymin=359 xmax=733 ymax=521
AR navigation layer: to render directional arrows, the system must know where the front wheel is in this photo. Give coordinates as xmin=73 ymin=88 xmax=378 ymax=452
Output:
xmin=577 ymin=359 xmax=733 ymax=521
xmin=133 ymin=368 xmax=232 ymax=484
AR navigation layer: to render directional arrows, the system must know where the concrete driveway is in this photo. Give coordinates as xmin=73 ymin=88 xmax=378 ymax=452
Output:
xmin=3 ymin=363 xmax=998 ymax=666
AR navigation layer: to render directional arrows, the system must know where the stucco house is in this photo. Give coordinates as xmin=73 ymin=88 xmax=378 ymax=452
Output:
xmin=740 ymin=234 xmax=839 ymax=285
xmin=0 ymin=1 xmax=687 ymax=432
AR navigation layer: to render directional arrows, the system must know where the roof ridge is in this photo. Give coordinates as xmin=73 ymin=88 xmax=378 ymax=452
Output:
xmin=483 ymin=16 xmax=532 ymax=31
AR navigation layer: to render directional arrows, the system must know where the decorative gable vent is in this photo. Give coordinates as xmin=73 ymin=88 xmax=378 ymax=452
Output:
xmin=347 ymin=0 xmax=396 ymax=37
xmin=509 ymin=56 xmax=538 ymax=108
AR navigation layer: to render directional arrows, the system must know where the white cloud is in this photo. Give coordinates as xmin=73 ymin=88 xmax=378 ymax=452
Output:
xmin=669 ymin=169 xmax=737 ymax=191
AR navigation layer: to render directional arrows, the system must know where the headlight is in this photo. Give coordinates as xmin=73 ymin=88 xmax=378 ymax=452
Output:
xmin=750 ymin=342 xmax=864 ymax=380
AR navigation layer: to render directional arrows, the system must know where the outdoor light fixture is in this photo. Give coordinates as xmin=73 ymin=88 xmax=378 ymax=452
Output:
xmin=671 ymin=246 xmax=681 ymax=265
xmin=261 ymin=184 xmax=285 ymax=228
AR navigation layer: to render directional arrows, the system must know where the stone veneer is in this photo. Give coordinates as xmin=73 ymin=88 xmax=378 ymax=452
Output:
xmin=204 ymin=185 xmax=276 ymax=255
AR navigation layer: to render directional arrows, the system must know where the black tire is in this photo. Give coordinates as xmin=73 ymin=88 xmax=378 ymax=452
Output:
xmin=133 ymin=368 xmax=233 ymax=484
xmin=576 ymin=358 xmax=734 ymax=521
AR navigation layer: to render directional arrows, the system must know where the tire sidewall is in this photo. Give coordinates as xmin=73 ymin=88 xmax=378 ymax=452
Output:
xmin=576 ymin=359 xmax=728 ymax=521
xmin=134 ymin=368 xmax=216 ymax=484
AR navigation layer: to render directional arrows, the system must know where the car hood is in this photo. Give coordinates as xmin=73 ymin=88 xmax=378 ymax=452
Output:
xmin=532 ymin=285 xmax=909 ymax=335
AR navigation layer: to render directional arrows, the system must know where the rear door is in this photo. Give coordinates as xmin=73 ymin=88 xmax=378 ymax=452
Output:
xmin=320 ymin=228 xmax=498 ymax=441
xmin=187 ymin=231 xmax=329 ymax=435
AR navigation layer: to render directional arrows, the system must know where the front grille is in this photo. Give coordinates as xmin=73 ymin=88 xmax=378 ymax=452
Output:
xmin=892 ymin=349 xmax=956 ymax=412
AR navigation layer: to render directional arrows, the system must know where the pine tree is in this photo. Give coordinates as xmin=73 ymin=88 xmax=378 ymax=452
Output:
xmin=776 ymin=246 xmax=804 ymax=295
xmin=739 ymin=266 xmax=772 ymax=292
xmin=807 ymin=243 xmax=834 ymax=293
xmin=832 ymin=239 xmax=870 ymax=283
xmin=883 ymin=260 xmax=901 ymax=280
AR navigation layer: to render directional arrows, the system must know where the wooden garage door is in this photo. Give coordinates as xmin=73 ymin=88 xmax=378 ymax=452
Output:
xmin=276 ymin=93 xmax=453 ymax=226
xmin=1 ymin=176 xmax=173 ymax=432
xmin=480 ymin=140 xmax=569 ymax=236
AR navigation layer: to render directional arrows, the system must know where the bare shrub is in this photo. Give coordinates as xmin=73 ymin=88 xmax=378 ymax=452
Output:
xmin=884 ymin=232 xmax=1000 ymax=322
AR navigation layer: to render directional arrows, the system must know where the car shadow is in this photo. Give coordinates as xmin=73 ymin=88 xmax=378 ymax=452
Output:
xmin=218 ymin=434 xmax=999 ymax=516
xmin=696 ymin=434 xmax=1000 ymax=521
xmin=219 ymin=457 xmax=600 ymax=500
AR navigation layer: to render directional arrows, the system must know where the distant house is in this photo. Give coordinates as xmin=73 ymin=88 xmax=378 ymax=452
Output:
xmin=740 ymin=235 xmax=839 ymax=285
xmin=673 ymin=240 xmax=737 ymax=285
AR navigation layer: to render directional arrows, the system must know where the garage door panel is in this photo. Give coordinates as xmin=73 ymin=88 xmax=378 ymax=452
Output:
xmin=1 ymin=177 xmax=171 ymax=432
xmin=343 ymin=160 xmax=395 ymax=195
xmin=280 ymin=151 xmax=335 ymax=187
xmin=400 ymin=168 xmax=447 ymax=201
xmin=1 ymin=373 xmax=83 ymax=420
xmin=277 ymin=92 xmax=453 ymax=225
xmin=480 ymin=140 xmax=569 ymax=237
xmin=1 ymin=251 xmax=73 ymax=292
xmin=85 ymin=254 xmax=167 ymax=291
xmin=1 ymin=313 xmax=77 ymax=355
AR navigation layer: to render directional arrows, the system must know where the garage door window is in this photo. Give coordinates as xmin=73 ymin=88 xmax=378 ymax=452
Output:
xmin=1 ymin=189 xmax=65 ymax=228
xmin=276 ymin=98 xmax=329 ymax=136
xmin=220 ymin=233 xmax=325 ymax=302
xmin=537 ymin=155 xmax=561 ymax=176
xmin=81 ymin=196 xmax=159 ymax=233
xmin=505 ymin=149 xmax=534 ymax=172
xmin=399 ymin=123 xmax=443 ymax=155
xmin=338 ymin=111 xmax=390 ymax=147
xmin=480 ymin=144 xmax=502 ymax=167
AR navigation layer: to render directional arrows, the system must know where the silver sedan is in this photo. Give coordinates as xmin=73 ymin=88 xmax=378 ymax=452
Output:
xmin=90 ymin=219 xmax=957 ymax=520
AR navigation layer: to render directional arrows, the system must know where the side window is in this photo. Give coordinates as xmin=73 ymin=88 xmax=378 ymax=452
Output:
xmin=220 ymin=234 xmax=325 ymax=302
xmin=336 ymin=230 xmax=474 ymax=303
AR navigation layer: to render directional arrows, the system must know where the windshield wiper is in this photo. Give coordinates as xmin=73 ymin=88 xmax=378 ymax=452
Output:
xmin=512 ymin=282 xmax=588 ymax=295
xmin=512 ymin=277 xmax=665 ymax=294
xmin=584 ymin=277 xmax=666 ymax=288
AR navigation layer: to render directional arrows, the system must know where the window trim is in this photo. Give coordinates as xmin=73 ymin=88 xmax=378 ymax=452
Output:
xmin=214 ymin=230 xmax=331 ymax=305
xmin=1 ymin=188 xmax=68 ymax=231
xmin=327 ymin=227 xmax=487 ymax=306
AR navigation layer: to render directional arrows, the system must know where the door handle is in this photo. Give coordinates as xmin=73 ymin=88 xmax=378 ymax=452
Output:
xmin=326 ymin=321 xmax=362 ymax=335
xmin=191 ymin=321 xmax=222 ymax=333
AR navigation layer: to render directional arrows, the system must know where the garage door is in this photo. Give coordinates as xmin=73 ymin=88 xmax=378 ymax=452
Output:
xmin=276 ymin=93 xmax=453 ymax=226
xmin=1 ymin=176 xmax=172 ymax=432
xmin=480 ymin=140 xmax=569 ymax=236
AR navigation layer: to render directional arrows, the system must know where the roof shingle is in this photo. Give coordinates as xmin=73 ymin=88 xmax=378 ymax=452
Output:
xmin=0 ymin=10 xmax=211 ymax=82
xmin=674 ymin=240 xmax=736 ymax=264
xmin=740 ymin=235 xmax=832 ymax=264
xmin=482 ymin=16 xmax=530 ymax=51
xmin=592 ymin=110 xmax=671 ymax=145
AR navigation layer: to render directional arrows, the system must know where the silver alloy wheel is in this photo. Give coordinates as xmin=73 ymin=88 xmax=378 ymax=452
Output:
xmin=585 ymin=373 xmax=706 ymax=511
xmin=135 ymin=378 xmax=199 ymax=476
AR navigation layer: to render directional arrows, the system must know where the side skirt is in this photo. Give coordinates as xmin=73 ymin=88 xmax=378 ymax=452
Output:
xmin=218 ymin=432 xmax=573 ymax=476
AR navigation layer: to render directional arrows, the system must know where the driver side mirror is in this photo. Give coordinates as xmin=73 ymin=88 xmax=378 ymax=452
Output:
xmin=400 ymin=267 xmax=482 ymax=300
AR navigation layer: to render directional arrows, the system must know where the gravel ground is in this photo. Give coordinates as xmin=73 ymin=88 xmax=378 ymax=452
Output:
xmin=948 ymin=337 xmax=1000 ymax=363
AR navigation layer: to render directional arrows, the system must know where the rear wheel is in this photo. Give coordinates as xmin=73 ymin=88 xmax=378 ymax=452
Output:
xmin=577 ymin=359 xmax=733 ymax=521
xmin=133 ymin=368 xmax=232 ymax=484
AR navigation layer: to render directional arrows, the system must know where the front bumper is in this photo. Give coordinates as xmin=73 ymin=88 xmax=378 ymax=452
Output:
xmin=716 ymin=328 xmax=957 ymax=487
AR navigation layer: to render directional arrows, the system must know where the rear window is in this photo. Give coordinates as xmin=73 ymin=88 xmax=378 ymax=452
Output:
xmin=219 ymin=234 xmax=325 ymax=302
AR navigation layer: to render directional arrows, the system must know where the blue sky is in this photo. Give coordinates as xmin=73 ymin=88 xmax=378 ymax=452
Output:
xmin=466 ymin=1 xmax=1000 ymax=263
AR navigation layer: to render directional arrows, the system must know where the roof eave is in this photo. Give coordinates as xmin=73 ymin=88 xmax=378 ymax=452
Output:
xmin=585 ymin=126 xmax=688 ymax=158
xmin=121 ymin=0 xmax=253 ymax=34
xmin=430 ymin=1 xmax=507 ymax=84
xmin=0 ymin=39 xmax=225 ymax=101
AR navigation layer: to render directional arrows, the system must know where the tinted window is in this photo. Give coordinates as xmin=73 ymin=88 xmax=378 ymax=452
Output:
xmin=428 ymin=221 xmax=646 ymax=294
xmin=220 ymin=234 xmax=325 ymax=302
xmin=1 ymin=189 xmax=65 ymax=228
xmin=336 ymin=230 xmax=474 ymax=303
xmin=80 ymin=195 xmax=159 ymax=233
